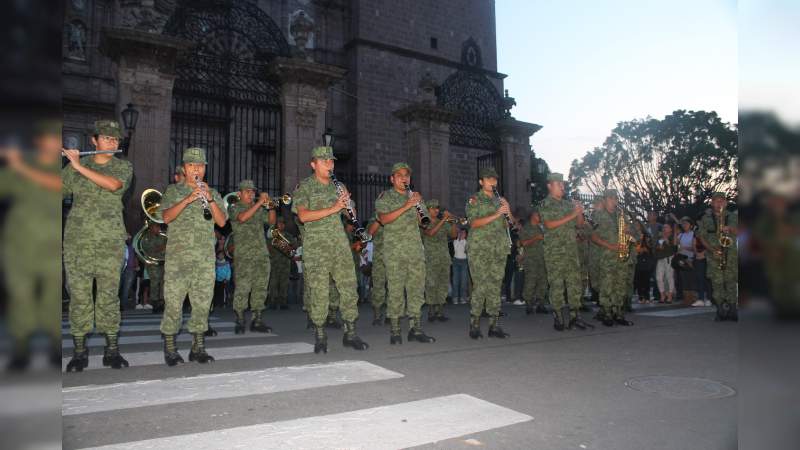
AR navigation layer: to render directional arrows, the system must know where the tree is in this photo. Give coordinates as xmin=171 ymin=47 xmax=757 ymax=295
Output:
xmin=568 ymin=110 xmax=737 ymax=221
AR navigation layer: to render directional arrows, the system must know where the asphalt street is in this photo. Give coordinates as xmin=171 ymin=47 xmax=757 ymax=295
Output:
xmin=61 ymin=301 xmax=737 ymax=450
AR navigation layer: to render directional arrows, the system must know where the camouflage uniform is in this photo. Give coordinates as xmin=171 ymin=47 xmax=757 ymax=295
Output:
xmin=290 ymin=168 xmax=359 ymax=329
xmin=465 ymin=171 xmax=511 ymax=337
xmin=519 ymin=222 xmax=548 ymax=307
xmin=140 ymin=232 xmax=167 ymax=306
xmin=422 ymin=200 xmax=453 ymax=318
xmin=538 ymin=175 xmax=584 ymax=327
xmin=697 ymin=202 xmax=738 ymax=316
xmin=63 ymin=154 xmax=132 ymax=339
xmin=228 ymin=192 xmax=271 ymax=318
xmin=268 ymin=233 xmax=292 ymax=307
xmin=592 ymin=205 xmax=639 ymax=320
xmin=368 ymin=216 xmax=387 ymax=318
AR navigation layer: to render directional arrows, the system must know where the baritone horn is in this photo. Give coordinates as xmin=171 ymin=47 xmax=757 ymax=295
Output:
xmin=133 ymin=189 xmax=167 ymax=265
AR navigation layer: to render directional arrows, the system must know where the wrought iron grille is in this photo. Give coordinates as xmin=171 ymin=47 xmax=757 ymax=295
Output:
xmin=164 ymin=0 xmax=289 ymax=195
xmin=335 ymin=172 xmax=391 ymax=223
xmin=477 ymin=151 xmax=504 ymax=194
xmin=437 ymin=70 xmax=504 ymax=150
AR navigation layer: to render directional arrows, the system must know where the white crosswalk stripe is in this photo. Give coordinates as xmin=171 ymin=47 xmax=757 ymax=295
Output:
xmin=78 ymin=394 xmax=533 ymax=450
xmin=62 ymin=330 xmax=277 ymax=349
xmin=61 ymin=342 xmax=314 ymax=371
xmin=62 ymin=322 xmax=235 ymax=334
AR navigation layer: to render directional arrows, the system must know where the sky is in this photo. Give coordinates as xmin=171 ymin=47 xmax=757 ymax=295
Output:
xmin=496 ymin=0 xmax=738 ymax=176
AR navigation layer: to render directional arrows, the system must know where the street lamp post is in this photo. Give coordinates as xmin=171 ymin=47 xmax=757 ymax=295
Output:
xmin=120 ymin=102 xmax=139 ymax=155
xmin=322 ymin=127 xmax=335 ymax=148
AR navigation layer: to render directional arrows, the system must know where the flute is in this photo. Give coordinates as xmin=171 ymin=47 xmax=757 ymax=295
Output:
xmin=62 ymin=149 xmax=123 ymax=156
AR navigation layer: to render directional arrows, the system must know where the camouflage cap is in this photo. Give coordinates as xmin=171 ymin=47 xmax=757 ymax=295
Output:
xmin=603 ymin=188 xmax=618 ymax=198
xmin=391 ymin=162 xmax=412 ymax=174
xmin=546 ymin=172 xmax=564 ymax=182
xmin=311 ymin=146 xmax=336 ymax=160
xmin=94 ymin=120 xmax=122 ymax=139
xmin=479 ymin=167 xmax=499 ymax=179
xmin=427 ymin=199 xmax=440 ymax=209
xmin=182 ymin=146 xmax=207 ymax=164
xmin=711 ymin=191 xmax=726 ymax=199
xmin=238 ymin=179 xmax=256 ymax=191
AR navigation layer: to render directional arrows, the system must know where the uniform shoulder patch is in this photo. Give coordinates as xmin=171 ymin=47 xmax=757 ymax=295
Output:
xmin=468 ymin=196 xmax=477 ymax=205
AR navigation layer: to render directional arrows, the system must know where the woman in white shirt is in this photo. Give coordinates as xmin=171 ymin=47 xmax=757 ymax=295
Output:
xmin=451 ymin=229 xmax=469 ymax=304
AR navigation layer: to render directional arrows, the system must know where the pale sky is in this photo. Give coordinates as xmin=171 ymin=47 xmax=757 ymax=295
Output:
xmin=496 ymin=0 xmax=738 ymax=176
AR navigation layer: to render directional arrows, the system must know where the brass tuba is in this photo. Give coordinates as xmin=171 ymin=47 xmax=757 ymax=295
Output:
xmin=222 ymin=192 xmax=239 ymax=212
xmin=132 ymin=189 xmax=167 ymax=265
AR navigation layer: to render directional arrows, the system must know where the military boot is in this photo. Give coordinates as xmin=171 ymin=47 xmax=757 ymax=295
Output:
xmin=314 ymin=326 xmax=328 ymax=354
xmin=325 ymin=311 xmax=342 ymax=329
xmin=250 ymin=310 xmax=273 ymax=333
xmin=552 ymin=310 xmax=565 ymax=331
xmin=569 ymin=311 xmax=594 ymax=330
xmin=427 ymin=305 xmax=438 ymax=323
xmin=535 ymin=302 xmax=549 ymax=314
xmin=372 ymin=306 xmax=383 ymax=326
xmin=234 ymin=310 xmax=246 ymax=334
xmin=488 ymin=315 xmax=510 ymax=339
xmin=389 ymin=318 xmax=403 ymax=345
xmin=469 ymin=315 xmax=483 ymax=339
xmin=729 ymin=303 xmax=739 ymax=322
xmin=342 ymin=321 xmax=369 ymax=350
xmin=162 ymin=334 xmax=184 ymax=367
xmin=436 ymin=304 xmax=450 ymax=322
xmin=188 ymin=333 xmax=215 ymax=363
xmin=613 ymin=306 xmax=634 ymax=326
xmin=204 ymin=320 xmax=218 ymax=337
xmin=601 ymin=306 xmax=615 ymax=327
xmin=65 ymin=335 xmax=89 ymax=372
xmin=407 ymin=317 xmax=436 ymax=343
xmin=525 ymin=300 xmax=534 ymax=315
xmin=102 ymin=333 xmax=129 ymax=369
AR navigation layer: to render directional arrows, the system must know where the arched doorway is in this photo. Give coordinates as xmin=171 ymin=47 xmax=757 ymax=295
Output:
xmin=163 ymin=0 xmax=290 ymax=194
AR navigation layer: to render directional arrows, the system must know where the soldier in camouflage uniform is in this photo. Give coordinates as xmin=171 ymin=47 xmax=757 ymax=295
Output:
xmin=422 ymin=199 xmax=457 ymax=322
xmin=63 ymin=120 xmax=133 ymax=371
xmin=140 ymin=222 xmax=167 ymax=311
xmin=590 ymin=189 xmax=640 ymax=326
xmin=538 ymin=173 xmax=593 ymax=331
xmin=465 ymin=167 xmax=513 ymax=339
xmin=375 ymin=162 xmax=436 ymax=344
xmin=268 ymin=217 xmax=293 ymax=310
xmin=228 ymin=179 xmax=276 ymax=334
xmin=291 ymin=146 xmax=368 ymax=353
xmin=367 ymin=215 xmax=387 ymax=325
xmin=587 ymin=196 xmax=603 ymax=307
xmin=1 ymin=121 xmax=63 ymax=370
xmin=518 ymin=210 xmax=548 ymax=315
xmin=159 ymin=147 xmax=228 ymax=366
xmin=696 ymin=192 xmax=738 ymax=321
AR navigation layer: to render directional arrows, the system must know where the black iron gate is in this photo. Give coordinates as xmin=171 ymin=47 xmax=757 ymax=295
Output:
xmin=164 ymin=0 xmax=290 ymax=195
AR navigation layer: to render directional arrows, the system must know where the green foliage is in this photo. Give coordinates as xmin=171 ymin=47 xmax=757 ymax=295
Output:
xmin=568 ymin=110 xmax=737 ymax=220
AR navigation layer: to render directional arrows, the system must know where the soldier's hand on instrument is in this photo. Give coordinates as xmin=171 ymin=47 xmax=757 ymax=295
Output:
xmin=573 ymin=201 xmax=584 ymax=215
xmin=259 ymin=192 xmax=270 ymax=205
xmin=443 ymin=210 xmax=453 ymax=220
xmin=497 ymin=201 xmax=511 ymax=216
xmin=334 ymin=192 xmax=350 ymax=211
xmin=62 ymin=148 xmax=82 ymax=167
xmin=405 ymin=192 xmax=422 ymax=208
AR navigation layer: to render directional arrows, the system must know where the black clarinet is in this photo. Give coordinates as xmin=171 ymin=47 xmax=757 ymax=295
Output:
xmin=492 ymin=186 xmax=513 ymax=247
xmin=195 ymin=175 xmax=213 ymax=221
xmin=329 ymin=171 xmax=372 ymax=244
xmin=403 ymin=182 xmax=431 ymax=227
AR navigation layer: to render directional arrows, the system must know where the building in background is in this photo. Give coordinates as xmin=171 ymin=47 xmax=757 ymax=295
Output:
xmin=62 ymin=0 xmax=541 ymax=230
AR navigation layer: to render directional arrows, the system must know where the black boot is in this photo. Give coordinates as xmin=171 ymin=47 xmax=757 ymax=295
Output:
xmin=188 ymin=333 xmax=215 ymax=363
xmin=488 ymin=316 xmax=510 ymax=339
xmin=372 ymin=306 xmax=384 ymax=326
xmin=163 ymin=334 xmax=184 ymax=367
xmin=204 ymin=322 xmax=218 ymax=337
xmin=552 ymin=310 xmax=565 ymax=331
xmin=729 ymin=304 xmax=738 ymax=322
xmin=614 ymin=314 xmax=634 ymax=326
xmin=389 ymin=318 xmax=403 ymax=345
xmin=102 ymin=333 xmax=129 ymax=369
xmin=469 ymin=316 xmax=483 ymax=339
xmin=525 ymin=304 xmax=534 ymax=315
xmin=325 ymin=311 xmax=342 ymax=329
xmin=314 ymin=326 xmax=328 ymax=354
xmin=250 ymin=310 xmax=273 ymax=333
xmin=342 ymin=321 xmax=369 ymax=350
xmin=407 ymin=317 xmax=435 ymax=343
xmin=234 ymin=311 xmax=246 ymax=334
xmin=569 ymin=313 xmax=594 ymax=330
xmin=436 ymin=304 xmax=450 ymax=322
xmin=601 ymin=306 xmax=615 ymax=327
xmin=65 ymin=335 xmax=89 ymax=372
xmin=535 ymin=304 xmax=549 ymax=314
xmin=152 ymin=302 xmax=165 ymax=314
xmin=427 ymin=305 xmax=438 ymax=322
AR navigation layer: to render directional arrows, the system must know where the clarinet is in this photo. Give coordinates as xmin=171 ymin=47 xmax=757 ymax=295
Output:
xmin=403 ymin=182 xmax=432 ymax=227
xmin=329 ymin=171 xmax=372 ymax=244
xmin=492 ymin=186 xmax=513 ymax=247
xmin=194 ymin=175 xmax=213 ymax=221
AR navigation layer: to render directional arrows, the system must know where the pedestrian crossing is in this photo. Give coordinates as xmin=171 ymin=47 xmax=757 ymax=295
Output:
xmin=63 ymin=310 xmax=534 ymax=449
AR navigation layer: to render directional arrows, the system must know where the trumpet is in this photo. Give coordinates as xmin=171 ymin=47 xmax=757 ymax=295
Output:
xmin=194 ymin=175 xmax=213 ymax=221
xmin=403 ymin=182 xmax=432 ymax=228
xmin=330 ymin=171 xmax=372 ymax=244
xmin=439 ymin=212 xmax=468 ymax=226
xmin=266 ymin=193 xmax=292 ymax=209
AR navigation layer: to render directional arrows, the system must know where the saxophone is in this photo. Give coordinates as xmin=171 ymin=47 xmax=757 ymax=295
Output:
xmin=716 ymin=208 xmax=733 ymax=271
xmin=617 ymin=208 xmax=634 ymax=261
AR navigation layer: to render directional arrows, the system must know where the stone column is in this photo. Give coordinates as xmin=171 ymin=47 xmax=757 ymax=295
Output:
xmin=393 ymin=104 xmax=457 ymax=203
xmin=100 ymin=27 xmax=190 ymax=231
xmin=270 ymin=57 xmax=346 ymax=193
xmin=495 ymin=118 xmax=542 ymax=210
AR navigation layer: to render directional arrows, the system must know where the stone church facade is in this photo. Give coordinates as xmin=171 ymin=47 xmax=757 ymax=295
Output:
xmin=62 ymin=0 xmax=540 ymax=230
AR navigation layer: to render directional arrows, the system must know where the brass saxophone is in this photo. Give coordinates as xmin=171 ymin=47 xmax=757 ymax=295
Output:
xmin=716 ymin=208 xmax=733 ymax=270
xmin=617 ymin=208 xmax=634 ymax=261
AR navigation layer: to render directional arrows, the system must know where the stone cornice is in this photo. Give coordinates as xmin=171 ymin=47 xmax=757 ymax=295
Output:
xmin=269 ymin=57 xmax=347 ymax=88
xmin=393 ymin=102 xmax=459 ymax=124
xmin=99 ymin=27 xmax=192 ymax=73
xmin=494 ymin=118 xmax=543 ymax=138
